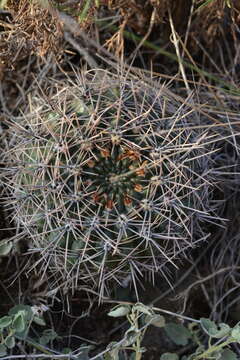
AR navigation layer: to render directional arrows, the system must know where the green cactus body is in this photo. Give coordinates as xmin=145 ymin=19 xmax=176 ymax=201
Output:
xmin=5 ymin=71 xmax=216 ymax=296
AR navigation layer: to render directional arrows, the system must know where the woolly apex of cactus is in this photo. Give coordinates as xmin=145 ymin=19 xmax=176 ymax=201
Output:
xmin=2 ymin=70 xmax=219 ymax=297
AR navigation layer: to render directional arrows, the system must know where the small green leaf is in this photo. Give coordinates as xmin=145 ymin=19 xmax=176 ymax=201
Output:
xmin=5 ymin=335 xmax=15 ymax=349
xmin=133 ymin=303 xmax=153 ymax=316
xmin=105 ymin=342 xmax=120 ymax=360
xmin=214 ymin=323 xmax=230 ymax=338
xmin=39 ymin=329 xmax=58 ymax=345
xmin=165 ymin=323 xmax=191 ymax=346
xmin=15 ymin=328 xmax=28 ymax=340
xmin=0 ymin=344 xmax=7 ymax=356
xmin=145 ymin=314 xmax=165 ymax=328
xmin=231 ymin=325 xmax=240 ymax=342
xmin=108 ymin=305 xmax=130 ymax=318
xmin=33 ymin=316 xmax=46 ymax=326
xmin=12 ymin=311 xmax=26 ymax=333
xmin=160 ymin=353 xmax=179 ymax=360
xmin=9 ymin=305 xmax=33 ymax=321
xmin=122 ymin=327 xmax=139 ymax=347
xmin=200 ymin=318 xmax=218 ymax=336
xmin=0 ymin=241 xmax=12 ymax=256
xmin=200 ymin=318 xmax=230 ymax=338
xmin=219 ymin=349 xmax=237 ymax=360
xmin=0 ymin=316 xmax=12 ymax=329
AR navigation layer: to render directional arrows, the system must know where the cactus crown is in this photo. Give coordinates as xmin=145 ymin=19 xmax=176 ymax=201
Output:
xmin=3 ymin=70 xmax=217 ymax=297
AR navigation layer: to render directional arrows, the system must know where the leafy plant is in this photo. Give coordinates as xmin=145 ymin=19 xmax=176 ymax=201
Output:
xmin=104 ymin=302 xmax=240 ymax=360
xmin=2 ymin=69 xmax=221 ymax=297
xmin=162 ymin=317 xmax=240 ymax=360
xmin=1 ymin=302 xmax=231 ymax=360
xmin=0 ymin=304 xmax=88 ymax=359
xmin=0 ymin=304 xmax=46 ymax=356
xmin=107 ymin=302 xmax=165 ymax=360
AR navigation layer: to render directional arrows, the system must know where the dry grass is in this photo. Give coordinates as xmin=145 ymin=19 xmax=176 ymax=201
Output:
xmin=0 ymin=0 xmax=63 ymax=71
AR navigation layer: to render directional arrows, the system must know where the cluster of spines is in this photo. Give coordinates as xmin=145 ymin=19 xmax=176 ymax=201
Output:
xmin=1 ymin=71 xmax=219 ymax=297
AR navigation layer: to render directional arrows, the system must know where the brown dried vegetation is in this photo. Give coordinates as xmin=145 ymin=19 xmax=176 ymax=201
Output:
xmin=0 ymin=0 xmax=63 ymax=71
xmin=190 ymin=0 xmax=240 ymax=51
xmin=103 ymin=0 xmax=240 ymax=63
xmin=1 ymin=0 xmax=239 ymax=73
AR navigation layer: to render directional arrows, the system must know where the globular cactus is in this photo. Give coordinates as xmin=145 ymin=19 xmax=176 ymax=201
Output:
xmin=2 ymin=70 xmax=219 ymax=297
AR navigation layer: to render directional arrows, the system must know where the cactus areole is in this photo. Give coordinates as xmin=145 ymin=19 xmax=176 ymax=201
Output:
xmin=7 ymin=71 xmax=215 ymax=296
